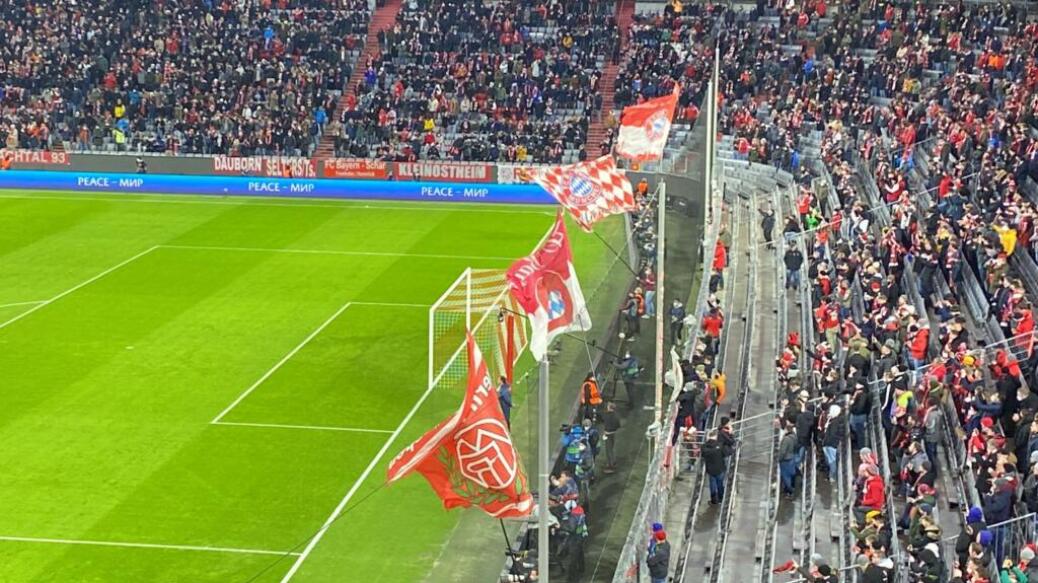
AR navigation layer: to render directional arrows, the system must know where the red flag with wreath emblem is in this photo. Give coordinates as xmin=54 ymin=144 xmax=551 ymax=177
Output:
xmin=386 ymin=333 xmax=533 ymax=518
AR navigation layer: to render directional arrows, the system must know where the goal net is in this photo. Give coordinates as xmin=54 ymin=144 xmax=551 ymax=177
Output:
xmin=428 ymin=268 xmax=529 ymax=391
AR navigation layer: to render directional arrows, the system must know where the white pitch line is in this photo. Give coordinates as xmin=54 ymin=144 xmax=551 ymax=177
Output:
xmin=0 ymin=192 xmax=553 ymax=215
xmin=160 ymin=244 xmax=515 ymax=262
xmin=0 ymin=534 xmax=299 ymax=557
xmin=0 ymin=246 xmax=158 ymax=331
xmin=0 ymin=300 xmax=46 ymax=309
xmin=278 ymin=377 xmax=441 ymax=581
xmin=210 ymin=301 xmax=353 ymax=424
xmin=349 ymin=301 xmax=429 ymax=308
xmin=212 ymin=421 xmax=393 ymax=434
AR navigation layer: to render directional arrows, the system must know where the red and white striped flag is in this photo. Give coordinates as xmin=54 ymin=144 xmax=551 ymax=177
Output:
xmin=531 ymin=155 xmax=636 ymax=232
xmin=616 ymin=86 xmax=680 ymax=162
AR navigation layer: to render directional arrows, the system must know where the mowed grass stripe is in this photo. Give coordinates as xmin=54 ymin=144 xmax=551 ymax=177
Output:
xmin=0 ymin=194 xmax=591 ymax=582
xmin=221 ymin=304 xmax=432 ymax=430
xmin=0 ymin=189 xmax=554 ymax=215
xmin=0 ymin=246 xmax=404 ymax=579
xmin=0 ymin=196 xmax=228 ymax=305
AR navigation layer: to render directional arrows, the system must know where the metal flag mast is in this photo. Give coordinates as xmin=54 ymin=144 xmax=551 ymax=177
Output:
xmin=538 ymin=357 xmax=550 ymax=583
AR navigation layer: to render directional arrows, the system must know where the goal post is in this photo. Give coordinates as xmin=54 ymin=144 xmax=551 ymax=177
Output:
xmin=428 ymin=268 xmax=529 ymax=391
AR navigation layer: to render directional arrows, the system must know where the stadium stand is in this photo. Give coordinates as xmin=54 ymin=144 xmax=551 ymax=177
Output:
xmin=330 ymin=0 xmax=621 ymax=163
xmin=0 ymin=0 xmax=371 ymax=156
xmin=699 ymin=0 xmax=1038 ymax=581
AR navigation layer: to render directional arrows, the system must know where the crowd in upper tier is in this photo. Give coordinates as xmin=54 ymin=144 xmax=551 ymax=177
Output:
xmin=326 ymin=0 xmax=617 ymax=164
xmin=0 ymin=0 xmax=369 ymax=156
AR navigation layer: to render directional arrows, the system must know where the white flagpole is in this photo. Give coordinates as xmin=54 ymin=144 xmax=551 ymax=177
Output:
xmin=538 ymin=358 xmax=550 ymax=583
xmin=654 ymin=181 xmax=667 ymax=425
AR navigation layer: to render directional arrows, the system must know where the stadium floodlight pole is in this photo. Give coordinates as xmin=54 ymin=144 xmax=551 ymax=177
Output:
xmin=654 ymin=181 xmax=667 ymax=426
xmin=537 ymin=357 xmax=550 ymax=583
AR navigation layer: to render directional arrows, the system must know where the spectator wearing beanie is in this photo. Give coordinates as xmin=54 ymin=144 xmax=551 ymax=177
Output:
xmin=957 ymin=507 xmax=987 ymax=569
xmin=646 ymin=529 xmax=670 ymax=583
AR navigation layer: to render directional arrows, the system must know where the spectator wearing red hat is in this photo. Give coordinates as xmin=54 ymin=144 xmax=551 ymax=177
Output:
xmin=646 ymin=529 xmax=670 ymax=583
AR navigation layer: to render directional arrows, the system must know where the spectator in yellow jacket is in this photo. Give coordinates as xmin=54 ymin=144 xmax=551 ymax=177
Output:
xmin=994 ymin=221 xmax=1017 ymax=256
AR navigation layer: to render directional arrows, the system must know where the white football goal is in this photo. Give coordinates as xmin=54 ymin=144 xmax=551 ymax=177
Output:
xmin=428 ymin=268 xmax=529 ymax=391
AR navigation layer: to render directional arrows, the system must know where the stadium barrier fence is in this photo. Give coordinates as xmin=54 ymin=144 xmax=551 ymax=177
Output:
xmin=611 ymin=92 xmax=716 ymax=582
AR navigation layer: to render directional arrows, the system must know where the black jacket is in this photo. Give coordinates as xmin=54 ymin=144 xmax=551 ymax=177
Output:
xmin=701 ymin=439 xmax=731 ymax=476
xmin=646 ymin=541 xmax=671 ymax=578
xmin=785 ymin=249 xmax=804 ymax=270
xmin=822 ymin=417 xmax=847 ymax=448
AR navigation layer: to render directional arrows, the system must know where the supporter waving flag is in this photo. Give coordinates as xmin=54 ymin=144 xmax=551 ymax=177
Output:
xmin=531 ymin=155 xmax=636 ymax=232
xmin=386 ymin=333 xmax=533 ymax=518
xmin=616 ymin=85 xmax=680 ymax=162
xmin=506 ymin=212 xmax=592 ymax=360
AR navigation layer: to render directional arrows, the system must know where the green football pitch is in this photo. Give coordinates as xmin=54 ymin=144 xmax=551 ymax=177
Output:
xmin=0 ymin=190 xmax=626 ymax=583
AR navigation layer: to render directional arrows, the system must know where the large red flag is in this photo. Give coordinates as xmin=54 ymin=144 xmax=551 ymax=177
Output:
xmin=531 ymin=155 xmax=636 ymax=232
xmin=386 ymin=333 xmax=533 ymax=518
xmin=616 ymin=86 xmax=680 ymax=162
xmin=506 ymin=212 xmax=592 ymax=361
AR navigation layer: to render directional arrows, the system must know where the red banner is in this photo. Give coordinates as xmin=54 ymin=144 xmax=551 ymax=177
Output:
xmin=496 ymin=164 xmax=537 ymax=184
xmin=212 ymin=156 xmax=316 ymax=178
xmin=323 ymin=158 xmax=388 ymax=179
xmin=393 ymin=162 xmax=492 ymax=183
xmin=4 ymin=150 xmax=70 ymax=166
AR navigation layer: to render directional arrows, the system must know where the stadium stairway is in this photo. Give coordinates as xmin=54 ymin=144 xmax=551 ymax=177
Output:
xmin=584 ymin=0 xmax=634 ymax=158
xmin=313 ymin=0 xmax=403 ymax=159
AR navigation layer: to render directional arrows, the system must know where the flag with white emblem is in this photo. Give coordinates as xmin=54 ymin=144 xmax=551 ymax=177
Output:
xmin=616 ymin=85 xmax=680 ymax=162
xmin=531 ymin=155 xmax=636 ymax=232
xmin=505 ymin=213 xmax=592 ymax=360
xmin=386 ymin=333 xmax=533 ymax=518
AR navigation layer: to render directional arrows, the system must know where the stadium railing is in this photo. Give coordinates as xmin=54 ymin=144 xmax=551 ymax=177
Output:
xmin=610 ymin=98 xmax=717 ymax=582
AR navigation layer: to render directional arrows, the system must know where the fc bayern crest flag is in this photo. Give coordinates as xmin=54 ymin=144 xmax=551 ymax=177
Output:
xmin=616 ymin=85 xmax=680 ymax=162
xmin=386 ymin=333 xmax=533 ymax=518
xmin=505 ymin=213 xmax=592 ymax=360
xmin=531 ymin=155 xmax=636 ymax=232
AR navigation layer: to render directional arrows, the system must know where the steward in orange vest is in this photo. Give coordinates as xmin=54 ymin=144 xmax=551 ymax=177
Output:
xmin=581 ymin=373 xmax=602 ymax=421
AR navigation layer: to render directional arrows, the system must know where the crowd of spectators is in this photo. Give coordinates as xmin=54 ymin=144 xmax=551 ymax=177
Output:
xmin=0 ymin=0 xmax=370 ymax=156
xmin=330 ymin=0 xmax=617 ymax=163
xmin=657 ymin=0 xmax=1038 ymax=581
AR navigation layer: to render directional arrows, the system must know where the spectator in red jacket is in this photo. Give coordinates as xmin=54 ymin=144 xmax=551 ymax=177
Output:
xmin=701 ymin=307 xmax=724 ymax=353
xmin=855 ymin=464 xmax=886 ymax=523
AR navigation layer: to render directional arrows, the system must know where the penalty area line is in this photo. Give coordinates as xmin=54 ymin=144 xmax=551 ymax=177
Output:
xmin=210 ymin=301 xmax=353 ymax=424
xmin=0 ymin=534 xmax=300 ymax=557
xmin=0 ymin=246 xmax=159 ymax=331
xmin=0 ymin=300 xmax=46 ymax=309
xmin=211 ymin=421 xmax=393 ymax=434
xmin=277 ymin=371 xmax=441 ymax=581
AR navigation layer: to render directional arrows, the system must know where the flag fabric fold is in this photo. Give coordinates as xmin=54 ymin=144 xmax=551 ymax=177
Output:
xmin=505 ymin=213 xmax=592 ymax=360
xmin=386 ymin=334 xmax=533 ymax=518
xmin=616 ymin=86 xmax=680 ymax=162
xmin=531 ymin=155 xmax=636 ymax=232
